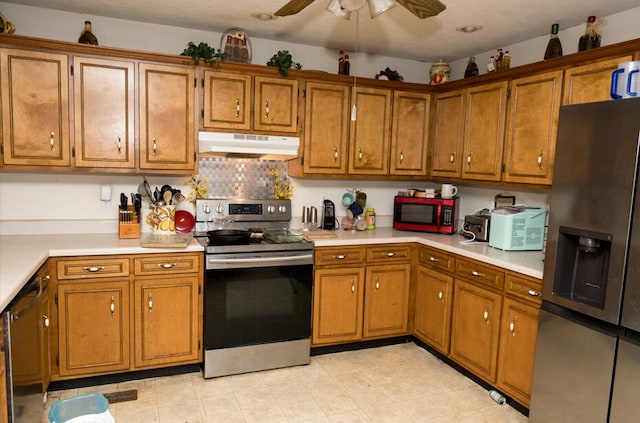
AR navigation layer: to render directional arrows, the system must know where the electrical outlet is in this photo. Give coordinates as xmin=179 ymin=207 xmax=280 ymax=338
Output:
xmin=100 ymin=200 xmax=111 ymax=207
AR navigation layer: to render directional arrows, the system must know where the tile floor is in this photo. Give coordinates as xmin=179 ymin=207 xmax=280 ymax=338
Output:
xmin=45 ymin=342 xmax=528 ymax=422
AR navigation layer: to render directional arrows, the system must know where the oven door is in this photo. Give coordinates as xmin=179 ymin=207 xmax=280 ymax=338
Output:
xmin=204 ymin=252 xmax=313 ymax=350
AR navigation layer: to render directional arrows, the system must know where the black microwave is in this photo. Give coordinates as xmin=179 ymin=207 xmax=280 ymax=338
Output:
xmin=393 ymin=196 xmax=458 ymax=234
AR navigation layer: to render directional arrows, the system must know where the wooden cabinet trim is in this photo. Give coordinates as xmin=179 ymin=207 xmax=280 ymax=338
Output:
xmin=133 ymin=253 xmax=201 ymax=276
xmin=365 ymin=244 xmax=412 ymax=263
xmin=456 ymin=257 xmax=505 ymax=290
xmin=56 ymin=257 xmax=130 ymax=280
xmin=418 ymin=245 xmax=456 ymax=273
xmin=314 ymin=246 xmax=366 ymax=266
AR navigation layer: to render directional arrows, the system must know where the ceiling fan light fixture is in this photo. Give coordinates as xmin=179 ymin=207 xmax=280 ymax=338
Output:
xmin=327 ymin=0 xmax=352 ymax=19
xmin=339 ymin=0 xmax=367 ymax=12
xmin=368 ymin=0 xmax=395 ymax=18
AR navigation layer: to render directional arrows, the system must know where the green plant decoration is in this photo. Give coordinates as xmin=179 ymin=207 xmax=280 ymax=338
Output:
xmin=266 ymin=50 xmax=302 ymax=77
xmin=181 ymin=42 xmax=226 ymax=65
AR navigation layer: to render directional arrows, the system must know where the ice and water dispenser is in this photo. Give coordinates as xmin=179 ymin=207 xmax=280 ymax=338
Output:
xmin=552 ymin=226 xmax=612 ymax=309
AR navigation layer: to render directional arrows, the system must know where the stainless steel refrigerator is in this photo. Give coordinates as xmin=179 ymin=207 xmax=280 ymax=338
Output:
xmin=529 ymin=97 xmax=640 ymax=422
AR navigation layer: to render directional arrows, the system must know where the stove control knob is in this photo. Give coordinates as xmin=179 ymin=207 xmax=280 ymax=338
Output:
xmin=278 ymin=205 xmax=287 ymax=214
xmin=267 ymin=205 xmax=276 ymax=214
xmin=216 ymin=204 xmax=225 ymax=214
xmin=202 ymin=205 xmax=211 ymax=214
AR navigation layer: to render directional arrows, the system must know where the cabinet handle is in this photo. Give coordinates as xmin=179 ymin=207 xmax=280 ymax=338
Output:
xmin=527 ymin=289 xmax=540 ymax=296
xmin=83 ymin=266 xmax=104 ymax=273
xmin=429 ymin=256 xmax=439 ymax=262
xmin=351 ymin=281 xmax=356 ymax=294
xmin=235 ymin=99 xmax=240 ymax=117
xmin=537 ymin=150 xmax=544 ymax=168
xmin=358 ymin=148 xmax=363 ymax=162
xmin=385 ymin=252 xmax=395 ymax=258
xmin=117 ymin=136 xmax=122 ymax=154
xmin=483 ymin=307 xmax=490 ymax=323
xmin=333 ymin=147 xmax=339 ymax=162
xmin=438 ymin=290 xmax=443 ymax=301
xmin=335 ymin=255 xmax=346 ymax=260
xmin=42 ymin=314 xmax=50 ymax=328
xmin=152 ymin=138 xmax=157 ymax=156
xmin=49 ymin=132 xmax=55 ymax=150
xmin=399 ymin=151 xmax=404 ymax=163
xmin=449 ymin=152 xmax=455 ymax=164
xmin=375 ymin=278 xmax=380 ymax=290
xmin=110 ymin=296 xmax=115 ymax=315
xmin=471 ymin=270 xmax=484 ymax=277
xmin=265 ymin=101 xmax=270 ymax=118
xmin=159 ymin=263 xmax=176 ymax=269
xmin=467 ymin=152 xmax=472 ymax=166
xmin=509 ymin=318 xmax=516 ymax=334
xmin=148 ymin=294 xmax=153 ymax=311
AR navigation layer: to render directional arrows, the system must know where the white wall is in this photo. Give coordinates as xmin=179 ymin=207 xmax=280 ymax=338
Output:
xmin=3 ymin=3 xmax=637 ymax=234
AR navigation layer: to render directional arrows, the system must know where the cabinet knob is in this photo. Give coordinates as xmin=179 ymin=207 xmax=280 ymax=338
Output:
xmin=235 ymin=99 xmax=241 ymax=117
xmin=449 ymin=152 xmax=455 ymax=164
xmin=429 ymin=256 xmax=439 ymax=263
xmin=537 ymin=150 xmax=544 ymax=168
xmin=148 ymin=294 xmax=153 ymax=311
xmin=483 ymin=307 xmax=490 ymax=323
xmin=335 ymin=255 xmax=346 ymax=260
xmin=358 ymin=148 xmax=363 ymax=162
xmin=351 ymin=281 xmax=356 ymax=294
xmin=117 ymin=136 xmax=122 ymax=154
xmin=471 ymin=270 xmax=484 ymax=277
xmin=385 ymin=252 xmax=395 ymax=258
xmin=159 ymin=263 xmax=176 ymax=269
xmin=110 ymin=296 xmax=115 ymax=315
xmin=83 ymin=266 xmax=104 ymax=273
xmin=527 ymin=289 xmax=540 ymax=297
xmin=152 ymin=138 xmax=158 ymax=156
xmin=399 ymin=151 xmax=404 ymax=163
xmin=375 ymin=278 xmax=380 ymax=290
xmin=509 ymin=318 xmax=516 ymax=334
xmin=467 ymin=152 xmax=472 ymax=166
xmin=50 ymin=132 xmax=55 ymax=150
xmin=265 ymin=101 xmax=270 ymax=119
xmin=333 ymin=147 xmax=339 ymax=162
xmin=42 ymin=314 xmax=50 ymax=328
xmin=438 ymin=290 xmax=444 ymax=301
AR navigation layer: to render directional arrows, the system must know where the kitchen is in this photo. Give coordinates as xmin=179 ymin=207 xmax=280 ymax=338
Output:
xmin=1 ymin=1 xmax=640 ymax=422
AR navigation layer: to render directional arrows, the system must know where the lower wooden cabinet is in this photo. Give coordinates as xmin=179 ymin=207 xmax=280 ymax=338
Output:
xmin=450 ymin=279 xmax=503 ymax=383
xmin=53 ymin=253 xmax=202 ymax=379
xmin=134 ymin=276 xmax=200 ymax=368
xmin=496 ymin=297 xmax=539 ymax=407
xmin=414 ymin=264 xmax=453 ymax=354
xmin=0 ymin=315 xmax=9 ymax=423
xmin=364 ymin=263 xmax=411 ymax=337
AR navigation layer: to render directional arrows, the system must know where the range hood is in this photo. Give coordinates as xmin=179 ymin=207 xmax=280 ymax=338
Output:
xmin=198 ymin=132 xmax=300 ymax=160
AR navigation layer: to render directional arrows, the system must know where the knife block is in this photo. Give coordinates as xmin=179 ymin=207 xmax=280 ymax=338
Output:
xmin=118 ymin=205 xmax=140 ymax=239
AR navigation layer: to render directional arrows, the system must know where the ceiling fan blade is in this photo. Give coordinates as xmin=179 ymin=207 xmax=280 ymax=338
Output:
xmin=274 ymin=0 xmax=317 ymax=16
xmin=395 ymin=0 xmax=446 ymax=19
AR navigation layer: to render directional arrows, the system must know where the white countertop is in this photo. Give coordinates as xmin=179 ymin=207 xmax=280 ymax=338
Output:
xmin=0 ymin=228 xmax=545 ymax=312
xmin=0 ymin=233 xmax=204 ymax=311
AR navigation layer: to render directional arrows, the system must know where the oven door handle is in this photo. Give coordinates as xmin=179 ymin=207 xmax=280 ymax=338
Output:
xmin=207 ymin=254 xmax=313 ymax=269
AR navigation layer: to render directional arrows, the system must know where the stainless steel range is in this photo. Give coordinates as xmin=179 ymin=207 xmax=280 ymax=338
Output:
xmin=195 ymin=198 xmax=313 ymax=378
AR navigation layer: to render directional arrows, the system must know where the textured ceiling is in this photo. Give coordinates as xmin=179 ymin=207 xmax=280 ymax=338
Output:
xmin=4 ymin=0 xmax=639 ymax=61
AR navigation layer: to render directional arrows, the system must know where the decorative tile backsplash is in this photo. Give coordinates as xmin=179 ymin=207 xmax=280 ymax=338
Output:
xmin=198 ymin=157 xmax=289 ymax=199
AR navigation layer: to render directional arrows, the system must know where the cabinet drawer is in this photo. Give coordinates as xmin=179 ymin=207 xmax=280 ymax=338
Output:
xmin=456 ymin=258 xmax=504 ymax=290
xmin=366 ymin=244 xmax=412 ymax=263
xmin=418 ymin=246 xmax=455 ymax=273
xmin=56 ymin=257 xmax=129 ymax=280
xmin=315 ymin=247 xmax=365 ymax=266
xmin=505 ymin=272 xmax=542 ymax=305
xmin=133 ymin=253 xmax=201 ymax=276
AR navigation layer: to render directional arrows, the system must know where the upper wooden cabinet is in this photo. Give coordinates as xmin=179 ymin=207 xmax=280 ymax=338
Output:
xmin=139 ymin=62 xmax=195 ymax=171
xmin=1 ymin=48 xmax=70 ymax=167
xmin=301 ymin=81 xmax=350 ymax=174
xmin=430 ymin=81 xmax=507 ymax=181
xmin=202 ymin=70 xmax=298 ymax=133
xmin=503 ymin=70 xmax=563 ymax=184
xmin=390 ymin=91 xmax=430 ymax=176
xmin=73 ymin=56 xmax=135 ymax=169
xmin=348 ymin=86 xmax=392 ymax=175
xmin=563 ymin=55 xmax=634 ymax=105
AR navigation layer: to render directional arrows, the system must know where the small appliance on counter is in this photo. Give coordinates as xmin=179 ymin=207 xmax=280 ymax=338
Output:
xmin=462 ymin=209 xmax=491 ymax=242
xmin=321 ymin=199 xmax=336 ymax=230
xmin=393 ymin=196 xmax=458 ymax=234
xmin=489 ymin=206 xmax=547 ymax=250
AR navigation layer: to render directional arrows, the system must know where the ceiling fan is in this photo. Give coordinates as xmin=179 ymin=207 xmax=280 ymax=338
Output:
xmin=274 ymin=0 xmax=446 ymax=20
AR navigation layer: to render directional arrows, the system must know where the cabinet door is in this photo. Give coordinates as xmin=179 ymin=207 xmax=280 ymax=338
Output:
xmin=503 ymin=70 xmax=562 ymax=184
xmin=0 ymin=48 xmax=70 ymax=166
xmin=430 ymin=89 xmax=465 ymax=178
xmin=563 ymin=55 xmax=633 ymax=105
xmin=312 ymin=267 xmax=365 ymax=345
xmin=462 ymin=81 xmax=508 ymax=181
xmin=363 ymin=263 xmax=411 ymax=338
xmin=450 ymin=279 xmax=502 ymax=382
xmin=414 ymin=265 xmax=453 ymax=354
xmin=348 ymin=86 xmax=391 ymax=175
xmin=0 ymin=317 xmax=7 ymax=423
xmin=302 ymin=82 xmax=350 ymax=174
xmin=254 ymin=76 xmax=298 ymax=133
xmin=139 ymin=62 xmax=195 ymax=171
xmin=134 ymin=276 xmax=200 ymax=368
xmin=58 ymin=280 xmax=130 ymax=376
xmin=39 ymin=281 xmax=52 ymax=391
xmin=73 ymin=56 xmax=135 ymax=168
xmin=202 ymin=70 xmax=251 ymax=130
xmin=390 ymin=91 xmax=430 ymax=176
xmin=497 ymin=297 xmax=539 ymax=407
